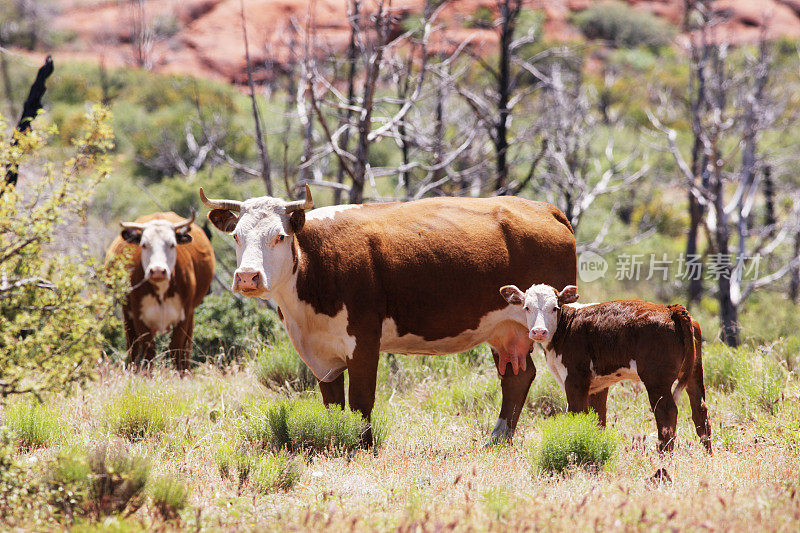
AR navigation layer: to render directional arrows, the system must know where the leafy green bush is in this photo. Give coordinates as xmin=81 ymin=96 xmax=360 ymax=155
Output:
xmin=572 ymin=1 xmax=675 ymax=50
xmin=0 ymin=107 xmax=128 ymax=399
xmin=2 ymin=400 xmax=65 ymax=449
xmin=249 ymin=450 xmax=303 ymax=493
xmin=423 ymin=377 xmax=499 ymax=414
xmin=147 ymin=474 xmax=188 ymax=519
xmin=254 ymin=341 xmax=316 ymax=391
xmin=192 ymin=294 xmax=280 ymax=365
xmin=104 ymin=381 xmax=182 ymax=439
xmin=533 ymin=412 xmax=616 ymax=474
xmin=241 ymin=398 xmax=386 ymax=454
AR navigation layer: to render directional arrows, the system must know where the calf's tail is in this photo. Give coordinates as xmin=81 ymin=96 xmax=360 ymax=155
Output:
xmin=669 ymin=304 xmax=696 ymax=403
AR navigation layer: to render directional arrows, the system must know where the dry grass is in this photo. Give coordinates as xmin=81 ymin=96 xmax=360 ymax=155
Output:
xmin=3 ymin=348 xmax=800 ymax=531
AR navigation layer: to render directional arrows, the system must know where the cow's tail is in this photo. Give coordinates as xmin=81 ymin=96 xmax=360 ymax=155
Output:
xmin=669 ymin=304 xmax=695 ymax=403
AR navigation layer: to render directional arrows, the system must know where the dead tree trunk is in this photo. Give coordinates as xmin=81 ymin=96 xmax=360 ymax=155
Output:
xmin=493 ymin=0 xmax=521 ymax=193
xmin=3 ymin=55 xmax=53 ymax=190
xmin=334 ymin=0 xmax=360 ymax=205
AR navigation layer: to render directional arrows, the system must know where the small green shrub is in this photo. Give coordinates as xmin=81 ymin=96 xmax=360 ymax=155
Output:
xmin=148 ymin=474 xmax=188 ymax=519
xmin=572 ymin=1 xmax=675 ymax=50
xmin=249 ymin=450 xmax=303 ymax=493
xmin=241 ymin=398 xmax=386 ymax=453
xmin=104 ymin=381 xmax=180 ymax=439
xmin=2 ymin=400 xmax=65 ymax=449
xmin=526 ymin=372 xmax=567 ymax=417
xmin=254 ymin=341 xmax=316 ymax=391
xmin=533 ymin=412 xmax=616 ymax=474
xmin=46 ymin=444 xmax=150 ymax=518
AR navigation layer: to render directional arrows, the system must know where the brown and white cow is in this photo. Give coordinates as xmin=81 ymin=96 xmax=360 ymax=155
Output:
xmin=500 ymin=283 xmax=712 ymax=452
xmin=106 ymin=212 xmax=215 ymax=371
xmin=200 ymin=186 xmax=576 ymax=444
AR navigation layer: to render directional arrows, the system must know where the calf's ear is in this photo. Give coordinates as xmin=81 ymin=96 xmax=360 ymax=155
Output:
xmin=121 ymin=228 xmax=142 ymax=244
xmin=557 ymin=285 xmax=579 ymax=305
xmin=500 ymin=285 xmax=524 ymax=305
xmin=208 ymin=210 xmax=238 ymax=233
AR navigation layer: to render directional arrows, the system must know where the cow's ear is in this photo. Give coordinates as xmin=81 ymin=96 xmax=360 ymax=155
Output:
xmin=289 ymin=210 xmax=305 ymax=234
xmin=558 ymin=285 xmax=579 ymax=305
xmin=121 ymin=228 xmax=142 ymax=244
xmin=208 ymin=209 xmax=238 ymax=233
xmin=500 ymin=285 xmax=524 ymax=305
xmin=175 ymin=230 xmax=193 ymax=244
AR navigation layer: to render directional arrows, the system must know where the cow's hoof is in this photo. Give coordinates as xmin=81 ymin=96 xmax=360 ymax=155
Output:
xmin=486 ymin=418 xmax=513 ymax=446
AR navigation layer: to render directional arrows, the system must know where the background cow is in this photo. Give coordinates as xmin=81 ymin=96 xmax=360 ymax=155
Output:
xmin=500 ymin=283 xmax=712 ymax=452
xmin=201 ymin=186 xmax=576 ymax=444
xmin=106 ymin=212 xmax=215 ymax=371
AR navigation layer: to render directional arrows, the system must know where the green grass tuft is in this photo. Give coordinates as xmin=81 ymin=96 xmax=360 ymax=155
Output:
xmin=249 ymin=450 xmax=304 ymax=493
xmin=148 ymin=474 xmax=189 ymax=519
xmin=254 ymin=341 xmax=317 ymax=391
xmin=533 ymin=412 xmax=616 ymax=475
xmin=104 ymin=380 xmax=182 ymax=439
xmin=2 ymin=400 xmax=65 ymax=449
xmin=241 ymin=398 xmax=386 ymax=454
xmin=526 ymin=371 xmax=567 ymax=417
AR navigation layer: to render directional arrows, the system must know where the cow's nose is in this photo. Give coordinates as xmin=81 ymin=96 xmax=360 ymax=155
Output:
xmin=148 ymin=266 xmax=168 ymax=281
xmin=529 ymin=328 xmax=548 ymax=340
xmin=233 ymin=270 xmax=265 ymax=293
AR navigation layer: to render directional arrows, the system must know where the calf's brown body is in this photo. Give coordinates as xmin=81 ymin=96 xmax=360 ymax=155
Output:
xmin=547 ymin=301 xmax=711 ymax=452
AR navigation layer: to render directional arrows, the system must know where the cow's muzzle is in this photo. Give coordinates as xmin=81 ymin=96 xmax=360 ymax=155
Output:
xmin=529 ymin=328 xmax=548 ymax=342
xmin=233 ymin=268 xmax=267 ymax=296
xmin=146 ymin=266 xmax=169 ymax=283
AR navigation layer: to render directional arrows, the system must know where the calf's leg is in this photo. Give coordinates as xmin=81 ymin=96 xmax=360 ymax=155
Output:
xmin=169 ymin=313 xmax=194 ymax=373
xmin=490 ymin=348 xmax=536 ymax=443
xmin=588 ymin=388 xmax=609 ymax=426
xmin=687 ymin=353 xmax=712 ymax=453
xmin=564 ymin=374 xmax=590 ymax=414
xmin=646 ymin=385 xmax=679 ymax=453
xmin=319 ymin=373 xmax=346 ymax=408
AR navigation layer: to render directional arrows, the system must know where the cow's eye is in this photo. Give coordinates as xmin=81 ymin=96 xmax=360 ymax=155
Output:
xmin=523 ymin=306 xmax=529 ymax=312
xmin=141 ymin=243 xmax=148 ymax=250
xmin=553 ymin=306 xmax=560 ymax=312
xmin=169 ymin=242 xmax=176 ymax=249
xmin=274 ymin=234 xmax=285 ymax=245
xmin=233 ymin=234 xmax=241 ymax=246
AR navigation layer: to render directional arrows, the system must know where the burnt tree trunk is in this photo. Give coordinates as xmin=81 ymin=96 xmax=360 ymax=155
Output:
xmin=493 ymin=0 xmax=521 ymax=193
xmin=334 ymin=0 xmax=360 ymax=205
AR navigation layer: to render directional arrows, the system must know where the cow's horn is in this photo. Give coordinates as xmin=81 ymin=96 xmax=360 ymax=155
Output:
xmin=199 ymin=188 xmax=242 ymax=211
xmin=284 ymin=184 xmax=314 ymax=213
xmin=119 ymin=221 xmax=146 ymax=230
xmin=173 ymin=209 xmax=196 ymax=231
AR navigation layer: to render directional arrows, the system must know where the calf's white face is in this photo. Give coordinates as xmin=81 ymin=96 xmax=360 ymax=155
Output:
xmin=201 ymin=186 xmax=313 ymax=299
xmin=121 ymin=220 xmax=192 ymax=286
xmin=500 ymin=283 xmax=579 ymax=343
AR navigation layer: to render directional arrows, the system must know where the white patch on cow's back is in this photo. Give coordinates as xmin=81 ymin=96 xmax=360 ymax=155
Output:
xmin=379 ymin=307 xmax=528 ymax=356
xmin=306 ymin=204 xmax=362 ymax=222
xmin=140 ymin=294 xmax=184 ymax=334
xmin=271 ymin=284 xmax=356 ymax=383
xmin=566 ymin=302 xmax=600 ymax=309
xmin=588 ymin=358 xmax=640 ymax=394
xmin=544 ymin=347 xmax=568 ymax=390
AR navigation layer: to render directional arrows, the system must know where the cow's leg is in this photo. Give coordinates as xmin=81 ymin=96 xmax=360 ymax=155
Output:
xmin=645 ymin=384 xmax=679 ymax=453
xmin=687 ymin=353 xmax=712 ymax=453
xmin=169 ymin=313 xmax=194 ymax=373
xmin=490 ymin=347 xmax=536 ymax=443
xmin=346 ymin=337 xmax=381 ymax=447
xmin=588 ymin=388 xmax=609 ymax=427
xmin=128 ymin=317 xmax=155 ymax=370
xmin=564 ymin=374 xmax=590 ymax=414
xmin=319 ymin=373 xmax=346 ymax=408
xmin=123 ymin=311 xmax=139 ymax=365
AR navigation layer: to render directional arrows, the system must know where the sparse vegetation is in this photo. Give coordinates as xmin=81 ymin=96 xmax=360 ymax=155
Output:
xmin=147 ymin=474 xmax=188 ymax=520
xmin=254 ymin=340 xmax=317 ymax=391
xmin=572 ymin=1 xmax=675 ymax=50
xmin=248 ymin=450 xmax=304 ymax=493
xmin=104 ymin=380 xmax=182 ymax=439
xmin=2 ymin=400 xmax=65 ymax=449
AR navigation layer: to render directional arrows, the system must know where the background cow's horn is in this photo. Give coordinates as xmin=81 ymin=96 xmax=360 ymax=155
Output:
xmin=199 ymin=187 xmax=242 ymax=211
xmin=284 ymin=184 xmax=314 ymax=213
xmin=173 ymin=209 xmax=196 ymax=231
xmin=119 ymin=221 xmax=146 ymax=230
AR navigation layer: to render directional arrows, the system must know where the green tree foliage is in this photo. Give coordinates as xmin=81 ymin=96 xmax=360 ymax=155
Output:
xmin=0 ymin=106 xmax=128 ymax=399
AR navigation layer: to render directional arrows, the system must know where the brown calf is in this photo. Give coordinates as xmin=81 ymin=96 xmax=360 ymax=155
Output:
xmin=500 ymin=283 xmax=711 ymax=453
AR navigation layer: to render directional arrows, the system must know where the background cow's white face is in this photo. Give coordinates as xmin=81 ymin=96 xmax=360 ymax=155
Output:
xmin=202 ymin=187 xmax=312 ymax=299
xmin=121 ymin=220 xmax=193 ymax=286
xmin=500 ymin=283 xmax=579 ymax=343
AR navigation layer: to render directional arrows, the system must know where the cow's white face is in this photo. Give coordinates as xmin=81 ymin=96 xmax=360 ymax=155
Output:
xmin=121 ymin=220 xmax=192 ymax=286
xmin=203 ymin=188 xmax=312 ymax=299
xmin=500 ymin=283 xmax=579 ymax=343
